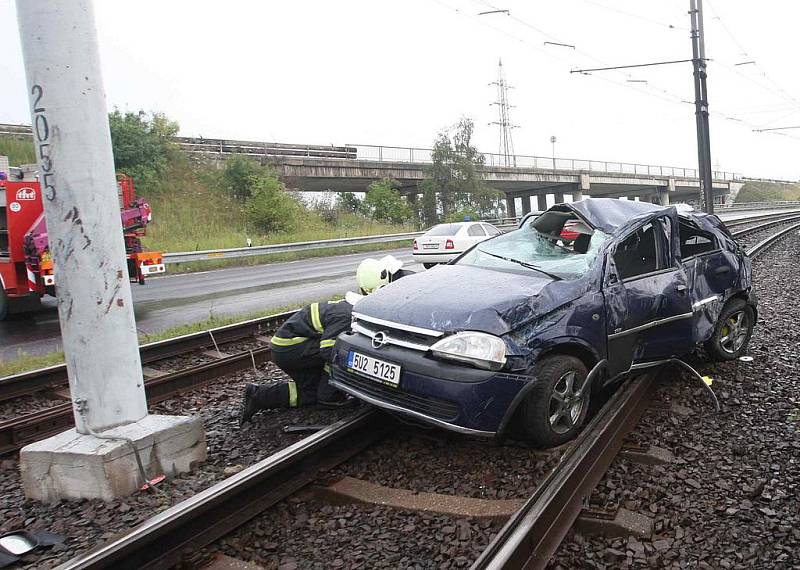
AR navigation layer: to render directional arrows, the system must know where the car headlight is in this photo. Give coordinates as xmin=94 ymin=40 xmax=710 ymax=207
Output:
xmin=430 ymin=332 xmax=507 ymax=371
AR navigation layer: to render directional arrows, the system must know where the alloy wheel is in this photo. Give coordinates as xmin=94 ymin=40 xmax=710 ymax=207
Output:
xmin=548 ymin=371 xmax=585 ymax=434
xmin=720 ymin=310 xmax=750 ymax=354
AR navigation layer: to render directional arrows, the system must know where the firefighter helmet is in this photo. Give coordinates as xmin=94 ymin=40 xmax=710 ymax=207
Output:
xmin=356 ymin=255 xmax=404 ymax=294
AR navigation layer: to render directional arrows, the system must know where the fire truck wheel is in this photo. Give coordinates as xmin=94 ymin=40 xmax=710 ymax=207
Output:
xmin=0 ymin=289 xmax=8 ymax=321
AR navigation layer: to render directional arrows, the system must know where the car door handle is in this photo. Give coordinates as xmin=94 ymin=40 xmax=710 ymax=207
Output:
xmin=714 ymin=266 xmax=731 ymax=275
xmin=675 ymin=284 xmax=687 ymax=294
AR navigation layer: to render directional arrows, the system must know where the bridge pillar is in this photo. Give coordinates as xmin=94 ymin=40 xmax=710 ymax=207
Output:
xmin=537 ymin=194 xmax=548 ymax=211
xmin=656 ymin=188 xmax=670 ymax=206
xmin=505 ymin=195 xmax=517 ymax=218
xmin=554 ymin=191 xmax=565 ymax=204
xmin=521 ymin=194 xmax=531 ymax=215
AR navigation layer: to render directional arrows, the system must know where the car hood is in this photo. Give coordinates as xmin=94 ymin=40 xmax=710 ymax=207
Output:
xmin=353 ymin=264 xmax=579 ymax=336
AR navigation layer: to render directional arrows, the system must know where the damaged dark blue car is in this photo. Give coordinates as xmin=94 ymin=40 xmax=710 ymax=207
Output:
xmin=330 ymin=199 xmax=757 ymax=446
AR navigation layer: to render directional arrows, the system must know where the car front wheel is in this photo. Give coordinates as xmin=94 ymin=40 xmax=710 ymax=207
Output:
xmin=423 ymin=263 xmax=437 ymax=269
xmin=514 ymin=355 xmax=590 ymax=447
xmin=704 ymin=298 xmax=754 ymax=361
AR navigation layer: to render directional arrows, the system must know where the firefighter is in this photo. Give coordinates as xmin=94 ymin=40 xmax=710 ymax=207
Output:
xmin=240 ymin=255 xmax=409 ymax=423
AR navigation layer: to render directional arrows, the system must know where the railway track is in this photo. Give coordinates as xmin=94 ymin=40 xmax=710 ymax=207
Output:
xmin=40 ymin=220 xmax=800 ymax=569
xmin=0 ymin=212 xmax=798 ymax=455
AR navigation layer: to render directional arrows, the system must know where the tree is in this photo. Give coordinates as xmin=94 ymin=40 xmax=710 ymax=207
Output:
xmin=338 ymin=192 xmax=363 ymax=214
xmin=109 ymin=110 xmax=178 ymax=192
xmin=419 ymin=117 xmax=503 ymax=224
xmin=363 ymin=179 xmax=412 ymax=224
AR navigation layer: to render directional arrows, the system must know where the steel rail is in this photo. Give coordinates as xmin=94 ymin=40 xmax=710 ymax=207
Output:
xmin=0 ymin=310 xmax=295 ymax=402
xmin=56 ymin=409 xmax=388 ymax=570
xmin=746 ymin=220 xmax=800 ymax=257
xmin=730 ymin=214 xmax=800 ymax=243
xmin=0 ymin=346 xmax=274 ymax=455
xmin=471 ymin=221 xmax=800 ymax=569
xmin=471 ymin=374 xmax=656 ymax=570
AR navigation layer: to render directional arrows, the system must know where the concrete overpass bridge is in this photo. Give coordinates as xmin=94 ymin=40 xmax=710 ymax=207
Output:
xmin=172 ymin=138 xmax=741 ymax=215
xmin=0 ymin=124 xmax=743 ymax=214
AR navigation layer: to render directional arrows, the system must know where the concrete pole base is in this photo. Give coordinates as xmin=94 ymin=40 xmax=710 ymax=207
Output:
xmin=20 ymin=414 xmax=206 ymax=502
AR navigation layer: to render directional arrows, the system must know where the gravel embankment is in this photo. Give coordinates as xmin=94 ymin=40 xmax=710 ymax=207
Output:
xmin=209 ymin=496 xmax=503 ymax=569
xmin=333 ymin=429 xmax=562 ymax=500
xmin=0 ymin=361 xmax=353 ymax=569
xmin=549 ymin=231 xmax=800 ymax=569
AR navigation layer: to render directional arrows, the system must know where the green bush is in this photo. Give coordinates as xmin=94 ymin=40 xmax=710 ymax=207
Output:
xmin=363 ymin=179 xmax=412 ymax=224
xmin=109 ymin=110 xmax=178 ymax=193
xmin=245 ymin=173 xmax=303 ymax=233
xmin=223 ymin=155 xmax=266 ymax=201
xmin=445 ymin=209 xmax=480 ymax=223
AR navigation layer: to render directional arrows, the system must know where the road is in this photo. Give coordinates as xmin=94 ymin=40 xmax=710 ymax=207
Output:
xmin=1 ymin=207 xmax=798 ymax=363
xmin=0 ymin=248 xmax=414 ymax=361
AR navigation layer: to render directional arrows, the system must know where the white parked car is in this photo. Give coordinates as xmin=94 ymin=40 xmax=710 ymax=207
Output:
xmin=412 ymin=221 xmax=502 ymax=268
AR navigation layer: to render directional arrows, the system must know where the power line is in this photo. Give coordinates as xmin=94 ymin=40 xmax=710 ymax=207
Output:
xmin=571 ymin=0 xmax=690 ymax=32
xmin=704 ymin=0 xmax=800 ymax=109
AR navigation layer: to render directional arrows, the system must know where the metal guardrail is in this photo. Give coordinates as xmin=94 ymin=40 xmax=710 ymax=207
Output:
xmin=348 ymin=143 xmax=741 ymax=181
xmin=722 ymin=200 xmax=800 ymax=210
xmin=163 ymin=206 xmax=800 ymax=264
xmin=163 ymin=232 xmax=422 ymax=264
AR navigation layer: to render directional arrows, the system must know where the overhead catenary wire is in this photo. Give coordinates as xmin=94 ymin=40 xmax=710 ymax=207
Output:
xmin=431 ymin=0 xmax=800 ymax=144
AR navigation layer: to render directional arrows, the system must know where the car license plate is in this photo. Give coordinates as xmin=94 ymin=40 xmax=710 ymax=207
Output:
xmin=423 ymin=243 xmax=438 ymax=249
xmin=347 ymin=351 xmax=400 ymax=387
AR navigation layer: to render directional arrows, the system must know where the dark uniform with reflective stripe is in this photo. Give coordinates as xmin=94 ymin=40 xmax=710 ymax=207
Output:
xmin=269 ymin=300 xmax=353 ymax=406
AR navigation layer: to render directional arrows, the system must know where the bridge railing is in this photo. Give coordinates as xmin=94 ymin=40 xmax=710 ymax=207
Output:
xmin=349 ymin=144 xmax=741 ymax=181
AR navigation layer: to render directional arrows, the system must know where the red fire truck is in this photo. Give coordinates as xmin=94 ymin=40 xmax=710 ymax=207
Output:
xmin=0 ymin=165 xmax=164 ymax=319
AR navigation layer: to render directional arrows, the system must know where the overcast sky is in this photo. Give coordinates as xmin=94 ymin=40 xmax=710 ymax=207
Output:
xmin=1 ymin=0 xmax=798 ymax=180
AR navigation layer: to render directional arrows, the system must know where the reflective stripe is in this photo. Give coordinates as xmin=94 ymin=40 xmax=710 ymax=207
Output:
xmin=270 ymin=336 xmax=308 ymax=347
xmin=323 ymin=363 xmax=331 ymax=373
xmin=310 ymin=302 xmax=324 ymax=333
xmin=288 ymin=381 xmax=298 ymax=408
xmin=320 ymin=339 xmax=337 ymax=348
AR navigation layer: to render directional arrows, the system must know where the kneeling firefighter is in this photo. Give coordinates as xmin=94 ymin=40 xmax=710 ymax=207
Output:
xmin=240 ymin=255 xmax=410 ymax=423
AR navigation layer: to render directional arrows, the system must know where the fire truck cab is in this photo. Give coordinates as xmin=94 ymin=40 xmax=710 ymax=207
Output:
xmin=0 ymin=156 xmax=164 ymax=320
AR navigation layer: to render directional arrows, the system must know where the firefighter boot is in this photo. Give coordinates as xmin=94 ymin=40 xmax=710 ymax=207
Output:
xmin=240 ymin=382 xmax=292 ymax=424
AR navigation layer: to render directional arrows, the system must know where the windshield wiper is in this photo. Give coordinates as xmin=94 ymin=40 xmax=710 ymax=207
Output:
xmin=477 ymin=249 xmax=563 ymax=281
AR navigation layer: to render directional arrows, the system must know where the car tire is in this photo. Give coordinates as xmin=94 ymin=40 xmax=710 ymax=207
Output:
xmin=704 ymin=298 xmax=755 ymax=361
xmin=423 ymin=263 xmax=437 ymax=269
xmin=0 ymin=288 xmax=8 ymax=321
xmin=515 ymin=355 xmax=590 ymax=447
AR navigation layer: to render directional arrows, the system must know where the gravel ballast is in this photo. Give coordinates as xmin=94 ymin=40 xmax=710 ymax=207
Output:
xmin=549 ymin=231 xmax=800 ymax=569
xmin=0 ymin=362 xmax=353 ymax=569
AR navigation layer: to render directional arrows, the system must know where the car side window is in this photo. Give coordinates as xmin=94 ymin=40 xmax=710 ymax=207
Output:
xmin=482 ymin=224 xmax=501 ymax=236
xmin=613 ymin=222 xmax=660 ymax=280
xmin=467 ymin=224 xmax=486 ymax=237
xmin=679 ymin=221 xmax=718 ymax=258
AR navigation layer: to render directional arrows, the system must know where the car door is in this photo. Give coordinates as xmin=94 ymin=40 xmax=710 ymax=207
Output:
xmin=678 ymin=219 xmax=736 ymax=341
xmin=603 ymin=214 xmax=694 ymax=376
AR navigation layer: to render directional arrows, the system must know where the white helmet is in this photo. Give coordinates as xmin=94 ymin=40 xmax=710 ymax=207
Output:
xmin=355 ymin=255 xmax=404 ymax=295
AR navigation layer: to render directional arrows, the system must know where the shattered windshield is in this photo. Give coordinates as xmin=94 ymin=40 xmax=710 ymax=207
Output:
xmin=456 ymin=218 xmax=610 ymax=280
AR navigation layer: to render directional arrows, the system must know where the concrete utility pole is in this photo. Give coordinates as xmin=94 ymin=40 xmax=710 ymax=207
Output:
xmin=17 ymin=0 xmax=204 ymax=502
xmin=17 ymin=0 xmax=147 ymax=433
xmin=689 ymin=0 xmax=715 ymax=214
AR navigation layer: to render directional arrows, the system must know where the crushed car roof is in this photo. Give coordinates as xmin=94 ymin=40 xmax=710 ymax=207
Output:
xmin=545 ymin=198 xmax=670 ymax=235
